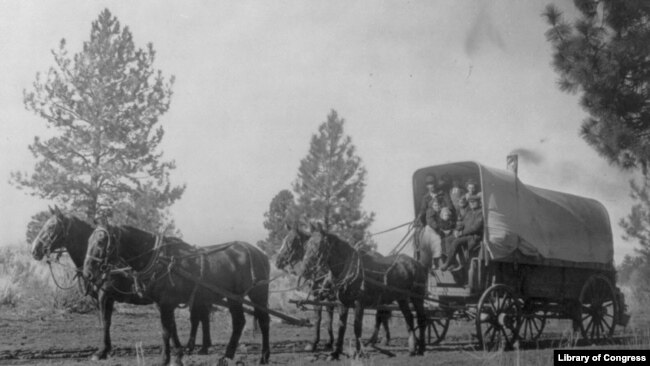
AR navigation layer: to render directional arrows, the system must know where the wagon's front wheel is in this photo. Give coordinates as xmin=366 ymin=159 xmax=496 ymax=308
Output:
xmin=579 ymin=274 xmax=618 ymax=343
xmin=426 ymin=311 xmax=450 ymax=345
xmin=476 ymin=284 xmax=520 ymax=351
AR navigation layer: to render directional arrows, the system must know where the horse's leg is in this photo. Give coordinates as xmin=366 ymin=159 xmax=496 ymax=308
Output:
xmin=324 ymin=305 xmax=334 ymax=350
xmin=330 ymin=304 xmax=349 ymax=360
xmin=158 ymin=304 xmax=172 ymax=366
xmin=186 ymin=302 xmax=211 ymax=355
xmin=92 ymin=292 xmax=114 ymax=360
xmin=381 ymin=310 xmax=391 ymax=346
xmin=412 ymin=298 xmax=427 ymax=355
xmin=248 ymin=285 xmax=271 ymax=365
xmin=199 ymin=304 xmax=212 ymax=355
xmin=397 ymin=299 xmax=417 ymax=356
xmin=159 ymin=304 xmax=183 ymax=366
xmin=168 ymin=307 xmax=184 ymax=365
xmin=185 ymin=303 xmax=201 ymax=353
xmin=367 ymin=310 xmax=382 ymax=346
xmin=305 ymin=305 xmax=323 ymax=351
xmin=222 ymin=299 xmax=246 ymax=362
xmin=353 ymin=301 xmax=365 ymax=358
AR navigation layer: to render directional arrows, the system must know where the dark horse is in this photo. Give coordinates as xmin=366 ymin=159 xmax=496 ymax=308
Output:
xmin=83 ymin=224 xmax=271 ymax=366
xmin=301 ymin=223 xmax=427 ymax=359
xmin=276 ymin=225 xmax=392 ymax=350
xmin=30 ymin=207 xmax=213 ymax=359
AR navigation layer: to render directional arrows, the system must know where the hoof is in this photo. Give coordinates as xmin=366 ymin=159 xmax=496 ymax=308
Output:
xmin=90 ymin=351 xmax=108 ymax=361
xmin=217 ymin=356 xmax=243 ymax=366
xmin=197 ymin=347 xmax=209 ymax=355
xmin=169 ymin=358 xmax=184 ymax=366
xmin=353 ymin=351 xmax=367 ymax=359
xmin=323 ymin=343 xmax=333 ymax=351
xmin=328 ymin=352 xmax=340 ymax=361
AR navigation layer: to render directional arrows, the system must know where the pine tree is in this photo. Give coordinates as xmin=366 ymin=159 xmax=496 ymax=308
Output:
xmin=544 ymin=1 xmax=650 ymax=297
xmin=13 ymin=9 xmax=185 ymax=232
xmin=620 ymin=179 xmax=650 ymax=260
xmin=261 ymin=189 xmax=296 ymax=257
xmin=543 ymin=1 xmax=650 ymax=173
xmin=292 ymin=110 xmax=375 ymax=249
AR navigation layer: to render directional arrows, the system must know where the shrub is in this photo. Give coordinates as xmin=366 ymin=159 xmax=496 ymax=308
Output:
xmin=0 ymin=245 xmax=95 ymax=314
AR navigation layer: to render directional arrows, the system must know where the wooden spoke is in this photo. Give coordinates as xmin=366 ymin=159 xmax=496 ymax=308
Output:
xmin=476 ymin=284 xmax=520 ymax=351
xmin=578 ymin=275 xmax=618 ymax=343
xmin=426 ymin=316 xmax=450 ymax=345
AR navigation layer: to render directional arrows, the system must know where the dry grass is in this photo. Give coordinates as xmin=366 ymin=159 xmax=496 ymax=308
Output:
xmin=0 ymin=245 xmax=94 ymax=315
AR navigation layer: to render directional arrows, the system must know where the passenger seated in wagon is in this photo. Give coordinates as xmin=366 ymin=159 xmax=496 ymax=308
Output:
xmin=440 ymin=194 xmax=484 ymax=272
xmin=414 ymin=197 xmax=443 ymax=272
xmin=449 ymin=177 xmax=467 ymax=214
xmin=464 ymin=178 xmax=481 ymax=200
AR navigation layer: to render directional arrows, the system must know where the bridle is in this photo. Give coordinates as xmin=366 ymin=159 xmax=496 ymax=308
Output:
xmin=36 ymin=216 xmax=72 ymax=260
xmin=85 ymin=226 xmax=118 ymax=273
xmin=85 ymin=226 xmax=166 ymax=297
xmin=277 ymin=231 xmax=306 ymax=274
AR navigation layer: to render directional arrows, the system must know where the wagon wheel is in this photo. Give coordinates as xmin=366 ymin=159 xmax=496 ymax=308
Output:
xmin=518 ymin=299 xmax=546 ymax=342
xmin=578 ymin=274 xmax=618 ymax=343
xmin=476 ymin=284 xmax=520 ymax=351
xmin=426 ymin=313 xmax=450 ymax=345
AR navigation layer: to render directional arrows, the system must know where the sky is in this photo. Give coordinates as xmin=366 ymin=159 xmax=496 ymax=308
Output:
xmin=0 ymin=1 xmax=640 ymax=264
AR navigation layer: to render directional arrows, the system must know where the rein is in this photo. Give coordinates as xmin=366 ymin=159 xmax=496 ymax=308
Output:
xmin=46 ymin=254 xmax=83 ymax=291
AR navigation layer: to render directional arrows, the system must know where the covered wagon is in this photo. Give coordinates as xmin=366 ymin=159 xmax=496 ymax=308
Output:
xmin=412 ymin=161 xmax=629 ymax=349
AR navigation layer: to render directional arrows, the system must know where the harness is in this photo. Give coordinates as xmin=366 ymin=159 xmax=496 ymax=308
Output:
xmin=86 ymin=231 xmax=269 ymax=310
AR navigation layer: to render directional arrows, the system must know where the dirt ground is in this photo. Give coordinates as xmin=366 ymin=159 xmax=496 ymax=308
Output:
xmin=1 ymin=305 xmax=648 ymax=366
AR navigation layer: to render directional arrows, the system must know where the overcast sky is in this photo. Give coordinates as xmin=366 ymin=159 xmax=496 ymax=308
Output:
xmin=0 ymin=1 xmax=640 ymax=263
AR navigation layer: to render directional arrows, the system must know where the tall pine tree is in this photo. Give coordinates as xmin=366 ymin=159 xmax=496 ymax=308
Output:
xmin=544 ymin=1 xmax=650 ymax=297
xmin=13 ymin=9 xmax=184 ymax=232
xmin=292 ymin=110 xmax=375 ymax=248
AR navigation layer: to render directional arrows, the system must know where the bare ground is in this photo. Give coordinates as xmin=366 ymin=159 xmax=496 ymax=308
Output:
xmin=1 ymin=305 xmax=648 ymax=366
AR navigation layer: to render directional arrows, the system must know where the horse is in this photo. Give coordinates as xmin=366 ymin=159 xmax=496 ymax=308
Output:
xmin=275 ymin=225 xmax=392 ymax=350
xmin=30 ymin=207 xmax=213 ymax=359
xmin=301 ymin=223 xmax=427 ymax=359
xmin=83 ymin=224 xmax=271 ymax=366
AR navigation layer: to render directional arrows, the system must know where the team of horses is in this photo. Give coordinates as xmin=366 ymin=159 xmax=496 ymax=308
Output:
xmin=31 ymin=207 xmax=431 ymax=365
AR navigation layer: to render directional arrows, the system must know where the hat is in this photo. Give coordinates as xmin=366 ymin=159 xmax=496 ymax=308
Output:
xmin=466 ymin=178 xmax=478 ymax=186
xmin=425 ymin=174 xmax=436 ymax=185
xmin=468 ymin=194 xmax=481 ymax=203
xmin=458 ymin=196 xmax=468 ymax=205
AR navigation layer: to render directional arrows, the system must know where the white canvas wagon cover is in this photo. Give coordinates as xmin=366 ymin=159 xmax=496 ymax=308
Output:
xmin=413 ymin=162 xmax=614 ymax=267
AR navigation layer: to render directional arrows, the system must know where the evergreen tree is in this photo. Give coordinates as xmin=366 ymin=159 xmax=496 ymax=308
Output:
xmin=620 ymin=179 xmax=650 ymax=261
xmin=13 ymin=9 xmax=184 ymax=232
xmin=543 ymin=1 xmax=650 ymax=173
xmin=261 ymin=189 xmax=296 ymax=257
xmin=292 ymin=110 xmax=375 ymax=249
xmin=544 ymin=1 xmax=650 ymax=297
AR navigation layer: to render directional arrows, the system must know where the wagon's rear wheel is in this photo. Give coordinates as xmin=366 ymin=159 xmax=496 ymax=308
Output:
xmin=426 ymin=311 xmax=450 ymax=345
xmin=579 ymin=274 xmax=618 ymax=343
xmin=518 ymin=299 xmax=546 ymax=342
xmin=476 ymin=284 xmax=520 ymax=351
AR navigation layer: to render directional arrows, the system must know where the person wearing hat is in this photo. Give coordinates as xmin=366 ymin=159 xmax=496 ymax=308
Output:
xmin=416 ymin=174 xmax=438 ymax=226
xmin=449 ymin=178 xmax=467 ymax=214
xmin=440 ymin=194 xmax=484 ymax=271
xmin=464 ymin=178 xmax=481 ymax=201
xmin=456 ymin=195 xmax=469 ymax=221
xmin=414 ymin=197 xmax=445 ymax=272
